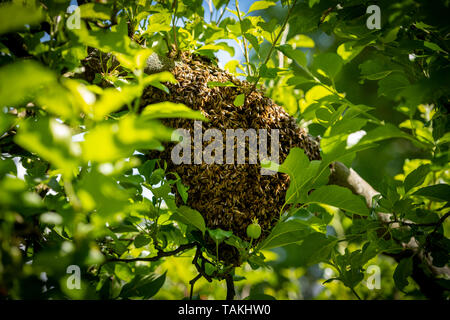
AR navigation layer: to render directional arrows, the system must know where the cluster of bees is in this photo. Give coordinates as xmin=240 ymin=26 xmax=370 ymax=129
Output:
xmin=143 ymin=51 xmax=321 ymax=259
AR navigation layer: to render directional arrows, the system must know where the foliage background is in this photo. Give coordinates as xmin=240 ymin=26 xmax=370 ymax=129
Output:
xmin=0 ymin=0 xmax=449 ymax=300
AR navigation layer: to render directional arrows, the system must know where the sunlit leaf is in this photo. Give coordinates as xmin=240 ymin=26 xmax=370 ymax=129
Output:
xmin=172 ymin=206 xmax=206 ymax=234
xmin=312 ymin=53 xmax=343 ymax=79
xmin=288 ymin=34 xmax=315 ymax=48
xmin=248 ymin=1 xmax=276 ymax=14
xmin=145 ymin=11 xmax=172 ymax=34
xmin=276 ymin=44 xmax=307 ymax=67
xmin=79 ymin=2 xmax=112 ymax=20
xmin=0 ymin=2 xmax=44 ymax=35
xmin=0 ymin=61 xmax=56 ymax=107
xmin=233 ymin=94 xmax=245 ymax=107
xmin=142 ymin=102 xmax=207 ymax=120
xmin=14 ymin=118 xmax=80 ymax=178
xmin=77 ymin=169 xmax=129 ymax=217
xmin=337 ymin=41 xmax=366 ymax=63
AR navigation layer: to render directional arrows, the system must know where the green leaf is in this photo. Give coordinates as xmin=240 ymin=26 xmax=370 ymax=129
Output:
xmin=142 ymin=102 xmax=207 ymax=120
xmin=79 ymin=2 xmax=112 ymax=20
xmin=288 ymin=34 xmax=315 ymax=48
xmin=412 ymin=184 xmax=450 ymax=202
xmin=114 ymin=263 xmax=134 ymax=282
xmin=145 ymin=11 xmax=172 ymax=33
xmin=315 ymin=106 xmax=334 ymax=126
xmin=424 ymin=41 xmax=445 ymax=53
xmin=377 ymin=74 xmax=410 ymax=98
xmin=359 ymin=60 xmax=394 ymax=80
xmin=296 ymin=233 xmax=337 ymax=267
xmin=71 ymin=19 xmax=143 ymax=69
xmin=134 ymin=234 xmax=151 ymax=248
xmin=309 ymin=0 xmax=320 ymax=7
xmin=305 ymin=185 xmax=369 ymax=215
xmin=233 ymin=94 xmax=245 ymax=107
xmin=0 ymin=2 xmax=44 ymax=35
xmin=337 ymin=41 xmax=366 ymax=63
xmin=0 ymin=113 xmax=14 ymax=136
xmin=196 ymin=42 xmax=235 ymax=56
xmin=258 ymin=220 xmax=312 ymax=250
xmin=247 ymin=1 xmax=276 ymax=14
xmin=244 ymin=33 xmax=260 ymax=52
xmin=224 ymin=60 xmax=244 ymax=74
xmin=319 ymin=117 xmax=373 ymax=168
xmin=358 ymin=123 xmax=421 ymax=147
xmin=393 ymin=258 xmax=413 ymax=291
xmin=286 ymin=76 xmax=311 ymax=86
xmin=172 ymin=206 xmax=206 ymax=234
xmin=0 ymin=158 xmax=16 ymax=178
xmin=14 ymin=118 xmax=79 ymax=178
xmin=313 ymin=53 xmax=343 ymax=79
xmin=0 ymin=61 xmax=56 ymax=107
xmin=151 ymin=183 xmax=171 ymax=199
xmin=276 ymin=148 xmax=326 ymax=204
xmin=93 ymin=85 xmax=143 ymax=121
xmin=36 ymin=84 xmax=79 ymax=120
xmin=120 ymin=272 xmax=166 ymax=299
xmin=207 ymin=81 xmax=237 ymax=88
xmin=276 ymin=44 xmax=307 ymax=67
xmin=258 ymin=65 xmax=279 ymax=79
xmin=149 ymin=168 xmax=165 ymax=185
xmin=208 ymin=228 xmax=233 ymax=243
xmin=176 ymin=180 xmax=189 ymax=204
xmin=404 ymin=164 xmax=430 ymax=193
xmin=76 ymin=170 xmax=129 ymax=217
xmin=82 ymin=116 xmax=171 ymax=163
xmin=142 ymin=71 xmax=177 ymax=90
xmin=335 ymin=249 xmax=366 ymax=289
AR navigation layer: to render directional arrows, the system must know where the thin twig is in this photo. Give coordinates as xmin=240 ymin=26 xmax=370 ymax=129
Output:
xmin=104 ymin=243 xmax=196 ymax=264
xmin=388 ymin=212 xmax=450 ymax=230
xmin=216 ymin=0 xmax=231 ymax=26
xmin=250 ymin=0 xmax=298 ymax=91
xmin=235 ymin=0 xmax=251 ymax=76
xmin=225 ymin=272 xmax=235 ymax=300
xmin=192 ymin=246 xmax=213 ymax=282
xmin=351 ymin=287 xmax=362 ymax=300
xmin=432 ymin=211 xmax=450 ymax=233
xmin=189 ymin=274 xmax=202 ymax=300
xmin=171 ymin=0 xmax=179 ymax=53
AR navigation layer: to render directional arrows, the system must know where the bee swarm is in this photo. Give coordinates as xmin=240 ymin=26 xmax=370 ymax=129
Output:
xmin=143 ymin=51 xmax=321 ymax=265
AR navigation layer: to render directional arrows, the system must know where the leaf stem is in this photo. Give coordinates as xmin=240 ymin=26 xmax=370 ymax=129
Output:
xmin=351 ymin=287 xmax=362 ymax=300
xmin=251 ymin=0 xmax=297 ymax=90
xmin=216 ymin=0 xmax=231 ymax=26
xmin=172 ymin=0 xmax=179 ymax=52
xmin=235 ymin=0 xmax=251 ymax=77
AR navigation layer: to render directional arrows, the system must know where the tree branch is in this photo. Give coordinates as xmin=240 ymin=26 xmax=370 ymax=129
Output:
xmin=329 ymin=161 xmax=450 ymax=299
xmin=189 ymin=273 xmax=202 ymax=300
xmin=104 ymin=242 xmax=196 ymax=264
xmin=225 ymin=273 xmax=235 ymax=300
